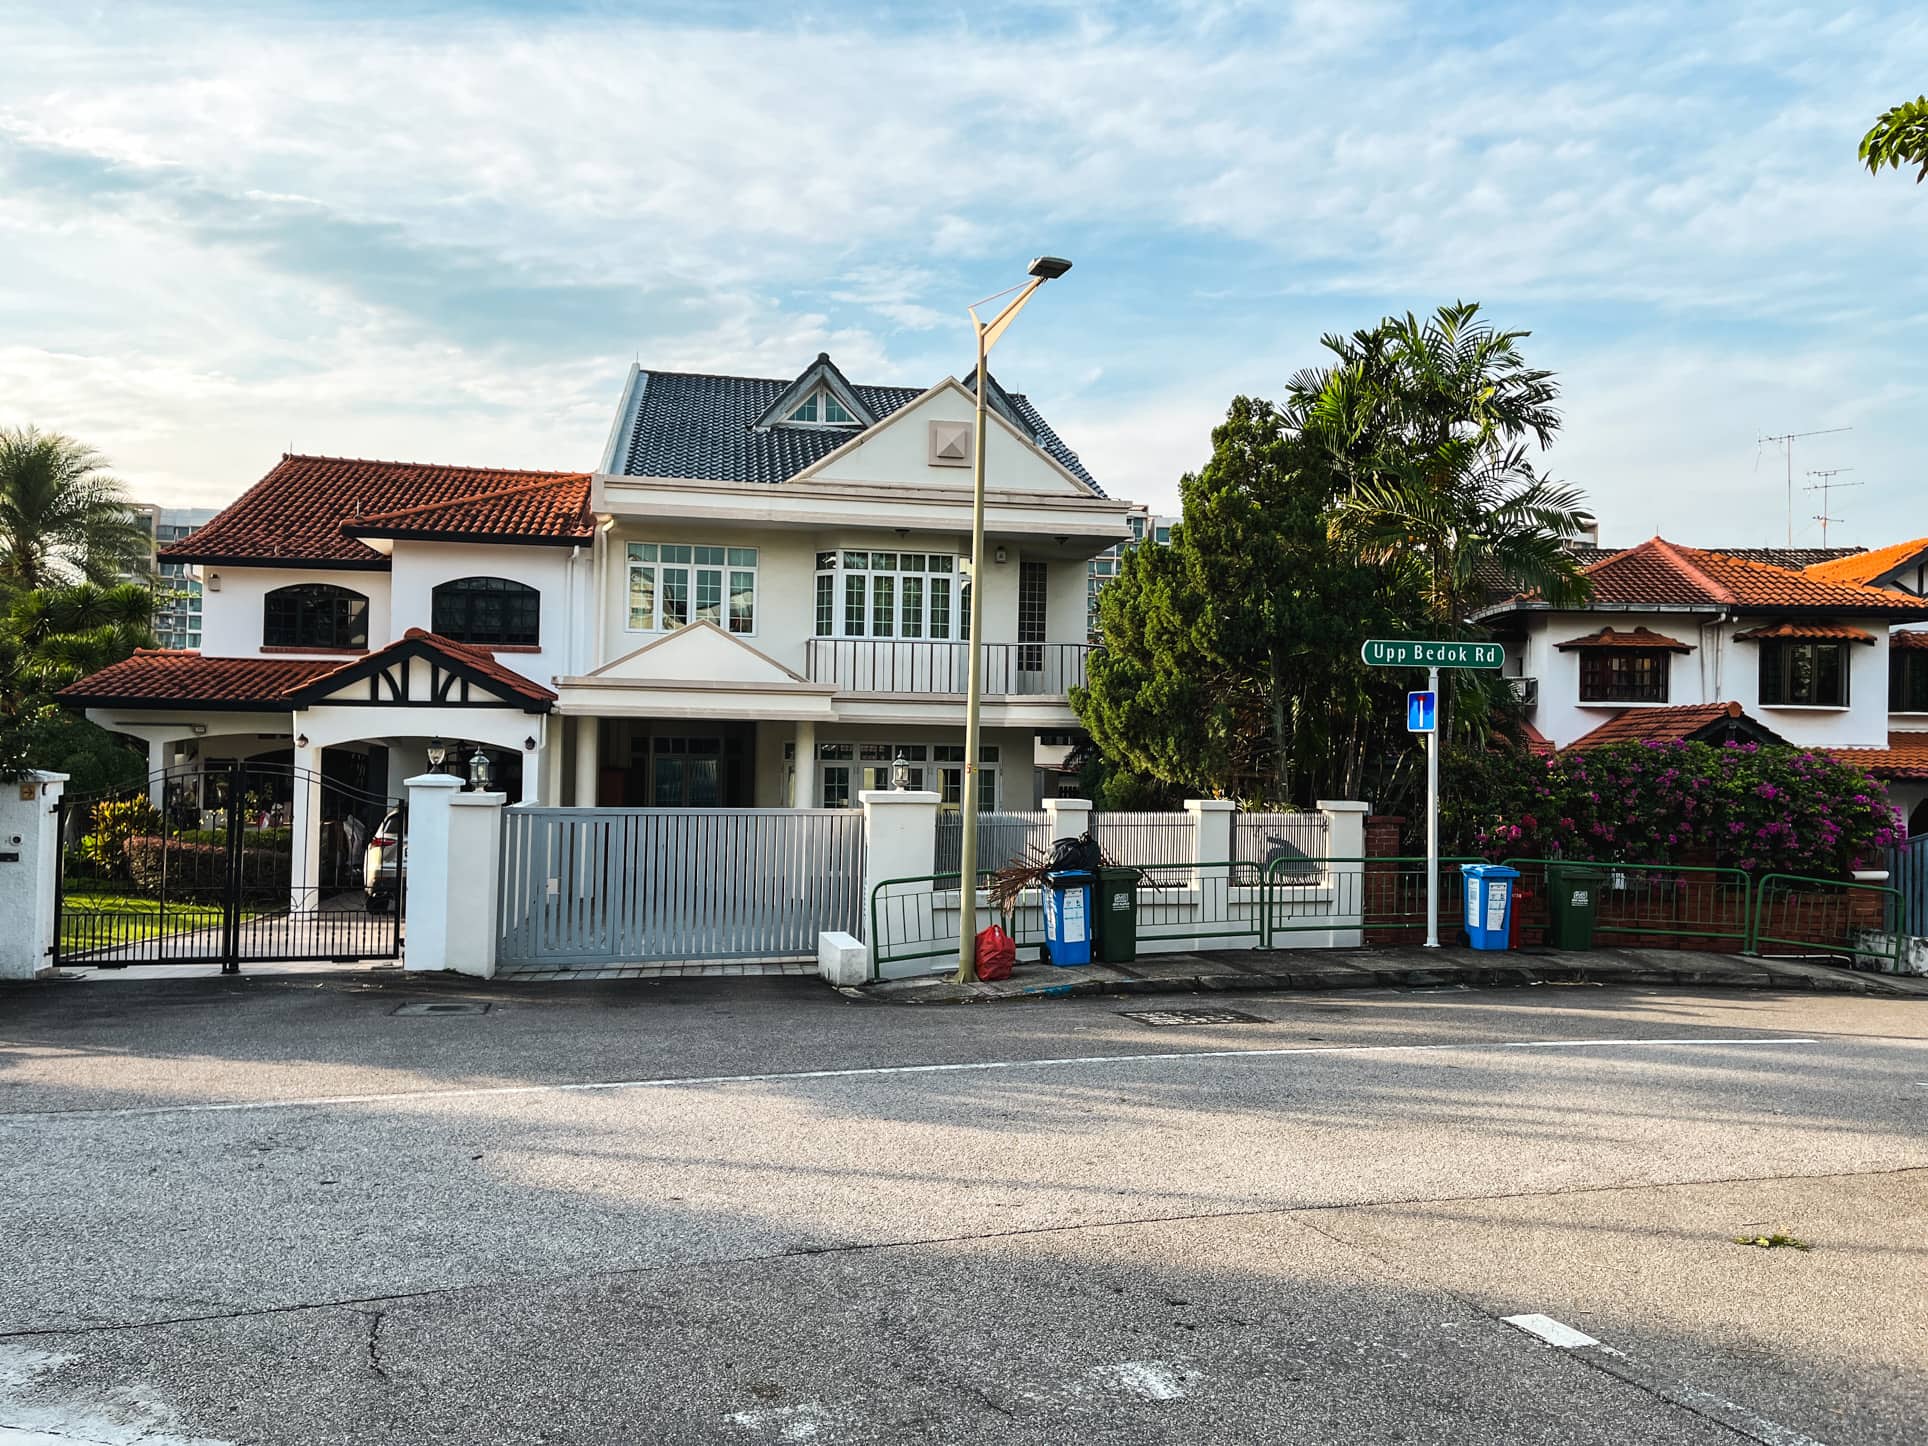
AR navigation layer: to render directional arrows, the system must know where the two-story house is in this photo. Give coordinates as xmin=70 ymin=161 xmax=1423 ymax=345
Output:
xmin=1475 ymin=536 xmax=1928 ymax=826
xmin=58 ymin=353 xmax=1132 ymax=819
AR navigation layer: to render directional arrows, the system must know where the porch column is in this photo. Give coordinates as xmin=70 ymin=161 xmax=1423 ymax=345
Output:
xmin=541 ymin=725 xmax=564 ymax=806
xmin=146 ymin=738 xmax=169 ymax=813
xmin=572 ymin=716 xmax=600 ymax=807
xmin=795 ymin=720 xmax=816 ymax=809
xmin=291 ymin=741 xmax=323 ymax=913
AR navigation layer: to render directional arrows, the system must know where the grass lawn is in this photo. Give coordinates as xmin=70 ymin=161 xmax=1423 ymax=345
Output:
xmin=57 ymin=890 xmax=251 ymax=957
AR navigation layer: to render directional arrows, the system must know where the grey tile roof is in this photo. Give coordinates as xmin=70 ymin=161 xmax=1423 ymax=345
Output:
xmin=616 ymin=363 xmax=1104 ymax=495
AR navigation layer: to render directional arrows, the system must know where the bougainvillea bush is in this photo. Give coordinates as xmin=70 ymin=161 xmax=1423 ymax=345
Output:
xmin=1444 ymin=740 xmax=1903 ymax=877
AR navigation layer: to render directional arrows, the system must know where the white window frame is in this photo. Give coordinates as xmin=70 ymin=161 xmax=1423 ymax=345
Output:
xmin=786 ymin=388 xmax=858 ymax=427
xmin=813 ymin=550 xmax=962 ymax=641
xmin=627 ymin=542 xmax=759 ymax=636
xmin=806 ymin=740 xmax=998 ymax=810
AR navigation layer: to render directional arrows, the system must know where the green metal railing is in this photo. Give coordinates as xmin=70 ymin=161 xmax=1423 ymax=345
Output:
xmin=1502 ymin=859 xmax=1753 ymax=952
xmin=1263 ymin=855 xmax=1478 ymax=943
xmin=1747 ymin=872 xmax=1904 ymax=971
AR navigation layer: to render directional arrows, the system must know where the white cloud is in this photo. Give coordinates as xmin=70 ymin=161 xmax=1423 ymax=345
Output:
xmin=0 ymin=1 xmax=1922 ymax=534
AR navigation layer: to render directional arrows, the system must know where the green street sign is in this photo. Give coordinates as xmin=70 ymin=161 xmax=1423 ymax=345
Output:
xmin=1361 ymin=638 xmax=1505 ymax=670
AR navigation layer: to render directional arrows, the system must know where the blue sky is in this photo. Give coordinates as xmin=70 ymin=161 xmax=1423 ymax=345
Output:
xmin=2 ymin=1 xmax=1924 ymax=546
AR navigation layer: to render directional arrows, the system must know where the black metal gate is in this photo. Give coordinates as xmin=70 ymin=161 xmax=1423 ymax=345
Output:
xmin=53 ymin=760 xmax=403 ymax=973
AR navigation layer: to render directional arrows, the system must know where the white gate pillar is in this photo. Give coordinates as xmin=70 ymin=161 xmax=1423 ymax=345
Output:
xmin=404 ymin=773 xmax=505 ymax=977
xmin=0 ymin=772 xmax=67 ymax=980
xmin=290 ymin=741 xmax=323 ymax=912
xmin=1044 ymin=796 xmax=1092 ymax=842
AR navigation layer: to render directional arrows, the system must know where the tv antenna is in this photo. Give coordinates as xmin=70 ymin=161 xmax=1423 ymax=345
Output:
xmin=1757 ymin=427 xmax=1850 ymax=546
xmin=1803 ymin=468 xmax=1861 ymax=546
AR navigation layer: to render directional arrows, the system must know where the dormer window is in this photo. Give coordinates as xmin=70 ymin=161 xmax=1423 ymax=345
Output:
xmin=787 ymin=390 xmax=856 ymax=426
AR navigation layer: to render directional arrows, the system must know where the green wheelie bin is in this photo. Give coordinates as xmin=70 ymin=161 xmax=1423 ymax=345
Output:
xmin=1094 ymin=866 xmax=1141 ymax=963
xmin=1545 ymin=862 xmax=1606 ymax=949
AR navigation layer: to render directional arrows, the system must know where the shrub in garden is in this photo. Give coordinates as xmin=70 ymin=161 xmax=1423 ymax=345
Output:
xmin=1446 ymin=739 xmax=1902 ymax=877
xmin=123 ymin=837 xmax=291 ymax=899
xmin=80 ymin=798 xmax=160 ymax=876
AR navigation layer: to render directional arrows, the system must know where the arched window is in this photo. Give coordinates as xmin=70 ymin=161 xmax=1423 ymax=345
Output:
xmin=431 ymin=576 xmax=540 ymax=647
xmin=263 ymin=583 xmax=369 ymax=650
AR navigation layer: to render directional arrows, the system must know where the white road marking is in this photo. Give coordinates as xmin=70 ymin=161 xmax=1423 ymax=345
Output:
xmin=0 ymin=1036 xmax=1820 ymax=1124
xmin=1088 ymin=1360 xmax=1190 ymax=1401
xmin=724 ymin=1402 xmax=826 ymax=1441
xmin=1499 ymin=1314 xmax=1825 ymax=1446
xmin=0 ymin=1345 xmax=231 ymax=1446
xmin=1503 ymin=1313 xmax=1599 ymax=1348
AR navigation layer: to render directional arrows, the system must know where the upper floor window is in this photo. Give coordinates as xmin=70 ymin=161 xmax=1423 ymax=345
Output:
xmin=1579 ymin=649 xmax=1669 ymax=703
xmin=1892 ymin=650 xmax=1928 ymax=712
xmin=1760 ymin=640 xmax=1849 ymax=707
xmin=432 ymin=576 xmax=539 ymax=648
xmin=628 ymin=543 xmax=757 ymax=635
xmin=263 ymin=583 xmax=368 ymax=650
xmin=787 ymin=390 xmax=855 ymax=426
xmin=815 ymin=550 xmax=964 ymax=641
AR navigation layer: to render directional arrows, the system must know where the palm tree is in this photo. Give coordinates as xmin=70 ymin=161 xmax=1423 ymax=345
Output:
xmin=0 ymin=427 xmax=150 ymax=590
xmin=1284 ymin=301 xmax=1592 ymax=628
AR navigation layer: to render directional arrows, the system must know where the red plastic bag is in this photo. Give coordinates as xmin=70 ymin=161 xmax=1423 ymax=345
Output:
xmin=974 ymin=924 xmax=1016 ymax=981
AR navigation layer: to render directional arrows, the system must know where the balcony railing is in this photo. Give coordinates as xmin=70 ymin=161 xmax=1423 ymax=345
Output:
xmin=804 ymin=640 xmax=1091 ymax=697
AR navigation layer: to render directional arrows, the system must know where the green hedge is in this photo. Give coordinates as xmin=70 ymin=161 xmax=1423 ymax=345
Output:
xmin=124 ymin=837 xmax=290 ymax=899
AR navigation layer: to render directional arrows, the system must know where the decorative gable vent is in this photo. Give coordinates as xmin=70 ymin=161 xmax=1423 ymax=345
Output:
xmin=929 ymin=420 xmax=973 ymax=468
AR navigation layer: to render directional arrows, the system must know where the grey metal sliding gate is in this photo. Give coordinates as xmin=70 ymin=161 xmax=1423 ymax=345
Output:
xmin=497 ymin=807 xmax=866 ymax=968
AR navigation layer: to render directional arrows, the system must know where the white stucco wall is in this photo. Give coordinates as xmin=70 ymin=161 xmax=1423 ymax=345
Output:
xmin=197 ymin=565 xmax=392 ymax=658
xmin=387 ymin=540 xmax=579 ymax=685
xmin=1522 ymin=611 xmax=1894 ymax=749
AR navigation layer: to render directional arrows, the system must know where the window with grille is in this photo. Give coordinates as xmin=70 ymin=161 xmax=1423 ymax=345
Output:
xmin=1018 ymin=559 xmax=1047 ymax=672
xmin=431 ymin=576 xmax=540 ymax=647
xmin=1892 ymin=650 xmax=1928 ymax=712
xmin=263 ymin=583 xmax=369 ymax=650
xmin=1578 ymin=649 xmax=1669 ymax=703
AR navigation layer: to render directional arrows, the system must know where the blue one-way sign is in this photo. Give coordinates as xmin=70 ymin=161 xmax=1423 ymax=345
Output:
xmin=1408 ymin=691 xmax=1437 ymax=734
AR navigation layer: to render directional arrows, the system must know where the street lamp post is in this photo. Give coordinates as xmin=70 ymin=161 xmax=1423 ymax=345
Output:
xmin=955 ymin=255 xmax=1072 ymax=983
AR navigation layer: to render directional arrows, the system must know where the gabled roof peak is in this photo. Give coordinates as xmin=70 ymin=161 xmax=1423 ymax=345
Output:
xmin=751 ymin=352 xmax=877 ymax=431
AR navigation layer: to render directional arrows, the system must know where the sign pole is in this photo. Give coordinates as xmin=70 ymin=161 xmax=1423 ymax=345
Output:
xmin=1425 ymin=664 xmax=1440 ymax=949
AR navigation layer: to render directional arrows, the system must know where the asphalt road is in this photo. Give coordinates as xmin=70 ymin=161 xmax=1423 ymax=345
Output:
xmin=1 ymin=973 xmax=1923 ymax=1444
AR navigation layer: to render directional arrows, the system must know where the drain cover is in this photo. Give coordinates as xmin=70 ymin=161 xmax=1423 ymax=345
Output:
xmin=1120 ymin=1007 xmax=1267 ymax=1027
xmin=390 ymin=1001 xmax=491 ymax=1016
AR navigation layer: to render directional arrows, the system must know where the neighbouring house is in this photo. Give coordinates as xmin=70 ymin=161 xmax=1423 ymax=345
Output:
xmin=59 ymin=353 xmax=1134 ymax=817
xmin=1473 ymin=536 xmax=1928 ymax=827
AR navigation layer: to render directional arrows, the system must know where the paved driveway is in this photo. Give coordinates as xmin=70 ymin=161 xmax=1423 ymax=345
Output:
xmin=0 ymin=976 xmax=1922 ymax=1443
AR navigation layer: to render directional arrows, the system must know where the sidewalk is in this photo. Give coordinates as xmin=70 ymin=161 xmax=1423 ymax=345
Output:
xmin=857 ymin=945 xmax=1928 ymax=1004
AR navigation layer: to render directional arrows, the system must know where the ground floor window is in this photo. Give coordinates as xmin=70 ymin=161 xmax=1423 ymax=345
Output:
xmin=795 ymin=740 xmax=999 ymax=810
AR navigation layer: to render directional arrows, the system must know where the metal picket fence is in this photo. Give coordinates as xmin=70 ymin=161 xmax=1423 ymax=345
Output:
xmin=498 ymin=807 xmax=865 ymax=967
xmin=933 ymin=811 xmax=1049 ymax=874
xmin=1235 ymin=811 xmax=1329 ymax=871
xmin=1090 ymin=812 xmax=1195 ymax=868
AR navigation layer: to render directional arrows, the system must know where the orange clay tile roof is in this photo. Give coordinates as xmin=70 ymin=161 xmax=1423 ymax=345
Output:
xmin=56 ymin=651 xmax=341 ymax=710
xmin=1731 ymin=621 xmax=1878 ymax=643
xmin=1825 ymin=733 xmax=1928 ymax=781
xmin=1554 ymin=625 xmax=1692 ymax=651
xmin=161 ymin=455 xmax=594 ymax=569
xmin=1891 ymin=630 xmax=1928 ymax=651
xmin=59 ymin=632 xmax=553 ymax=710
xmin=1565 ymin=701 xmax=1769 ymax=751
xmin=1482 ymin=538 xmax=1928 ymax=619
xmin=1802 ymin=537 xmax=1928 ymax=588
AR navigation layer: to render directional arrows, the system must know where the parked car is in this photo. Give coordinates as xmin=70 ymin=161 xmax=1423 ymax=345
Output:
xmin=363 ymin=808 xmax=405 ymax=913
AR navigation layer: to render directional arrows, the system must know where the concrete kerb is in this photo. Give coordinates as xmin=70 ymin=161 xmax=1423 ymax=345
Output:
xmin=853 ymin=945 xmax=1928 ymax=1004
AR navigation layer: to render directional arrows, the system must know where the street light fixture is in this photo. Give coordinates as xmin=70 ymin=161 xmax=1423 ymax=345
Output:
xmin=954 ymin=255 xmax=1073 ymax=983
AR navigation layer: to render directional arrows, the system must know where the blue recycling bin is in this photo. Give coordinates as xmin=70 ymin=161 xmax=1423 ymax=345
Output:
xmin=1042 ymin=870 xmax=1095 ymax=966
xmin=1460 ymin=863 xmax=1521 ymax=951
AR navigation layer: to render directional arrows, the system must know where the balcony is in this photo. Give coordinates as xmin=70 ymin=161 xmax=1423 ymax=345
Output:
xmin=804 ymin=640 xmax=1091 ymax=697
